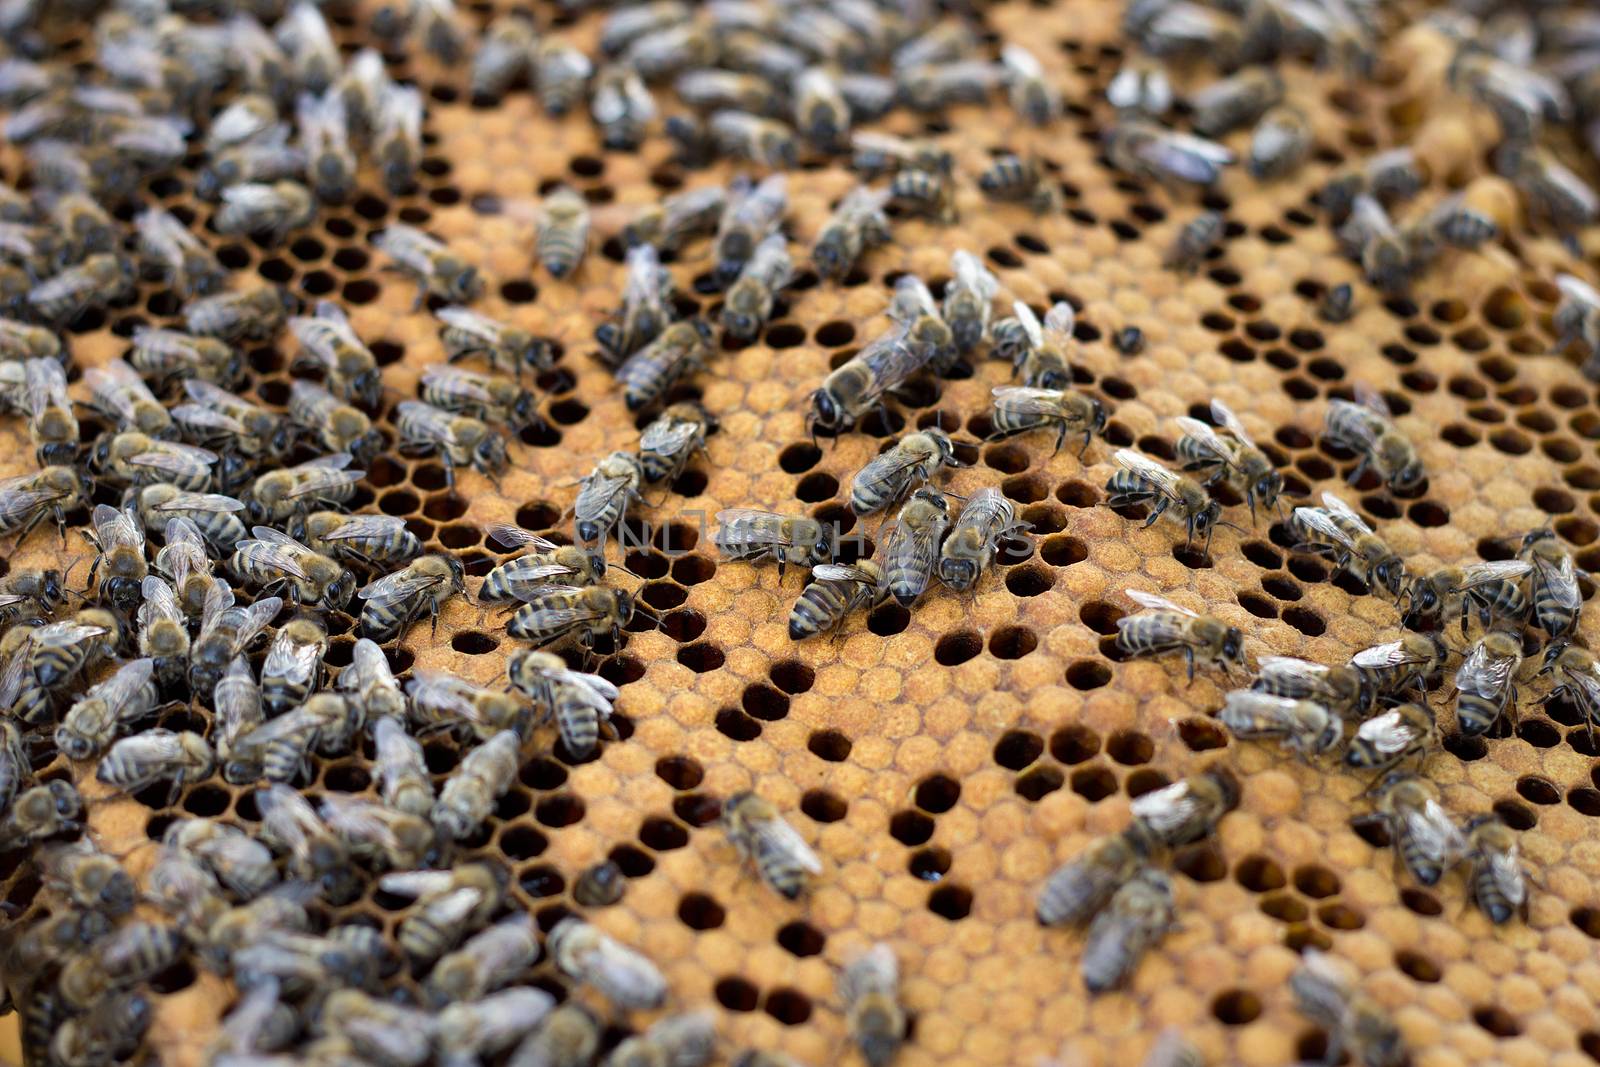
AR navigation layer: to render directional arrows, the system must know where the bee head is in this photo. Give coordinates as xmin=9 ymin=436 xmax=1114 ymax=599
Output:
xmin=808 ymin=389 xmax=840 ymax=434
xmin=1521 ymin=526 xmax=1555 ymax=550
xmin=1374 ymin=559 xmax=1407 ymax=600
xmin=1089 ymin=398 xmax=1109 ymax=436
xmin=445 ymin=260 xmax=481 ymax=302
xmin=1256 ymin=469 xmax=1284 ymax=508
xmin=1391 ymin=459 xmax=1426 ymax=493
xmin=1221 ymin=626 xmax=1245 ymax=666
xmin=475 ymin=434 xmax=507 ymax=472
xmin=441 ymin=554 xmax=467 ymax=591
xmin=53 ymin=725 xmax=94 ymax=763
xmin=1540 ymin=641 xmax=1571 ymax=675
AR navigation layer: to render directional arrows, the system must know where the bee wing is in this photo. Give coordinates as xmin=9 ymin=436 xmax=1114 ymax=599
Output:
xmin=1174 ymin=416 xmax=1240 ymax=469
xmin=263 ymin=633 xmax=324 ymax=681
xmin=376 ymin=867 xmax=458 ymax=900
xmin=1350 ymin=383 xmax=1393 ymax=418
xmin=1556 ymin=273 xmax=1600 ymax=308
xmin=1324 ymin=399 xmax=1381 ymax=450
xmin=1318 ymin=492 xmax=1373 ymax=533
xmin=1454 ymin=560 xmax=1532 ymax=590
xmin=1483 ymin=842 xmax=1526 ymax=905
xmin=1454 ymin=640 xmax=1519 ymax=697
xmin=889 ymin=275 xmax=938 ymax=321
xmin=1129 ymin=780 xmax=1203 ymax=836
xmin=349 ymin=638 xmax=397 ymax=686
xmin=236 ymin=596 xmax=285 ymax=643
xmin=33 ymin=620 xmax=110 ymax=648
xmin=153 ymin=491 xmax=245 ymax=513
xmin=515 ymin=595 xmax=611 ymax=630
xmin=128 ymin=444 xmax=218 ymax=478
xmin=1040 ymin=302 xmax=1075 ymax=347
xmin=1529 ymin=548 xmax=1582 ymax=609
xmin=89 ymin=657 xmax=155 ymax=705
xmin=751 ymin=815 xmax=823 ymax=874
xmin=23 ymin=357 xmax=68 ymax=416
xmin=285 ymin=467 xmax=365 ymax=499
xmin=850 ymin=323 xmax=926 ymax=398
xmin=1354 ymin=709 xmax=1423 ymax=754
xmin=314 ymin=514 xmax=410 ymax=544
xmin=1141 ymin=127 xmax=1236 ymax=176
xmin=319 ymin=794 xmax=399 ymax=848
xmin=172 ymin=403 xmax=247 ymax=435
xmin=1010 ymin=301 xmax=1043 ymax=347
xmin=197 ymin=581 xmax=237 ymax=638
xmin=991 ymin=386 xmax=1066 ymax=416
xmin=397 ymin=400 xmax=457 ymax=439
xmin=0 ymin=631 xmax=33 ymax=708
xmin=888 ymin=512 xmax=942 ymax=581
xmin=1258 ymin=655 xmax=1330 ymax=680
xmin=639 ymin=418 xmax=701 ymax=455
xmin=811 ymin=563 xmax=880 ymax=585
xmin=358 ymin=565 xmax=445 ymax=602
xmin=487 ymin=523 xmax=558 ymax=551
xmin=1405 ymin=799 xmax=1467 ymax=868
xmin=1126 ymin=591 xmax=1197 ymax=620
xmin=436 ymin=305 xmax=501 ymax=342
xmin=93 ymin=504 xmax=145 ymax=551
xmin=181 ymin=379 xmax=237 ymax=409
xmin=84 ymin=361 xmax=156 ymax=420
xmin=0 ymin=484 xmax=61 ymax=526
xmin=841 ymin=943 xmax=897 ymax=1000
xmin=1000 ymin=42 xmax=1044 ymax=78
xmin=951 ymin=249 xmax=998 ymax=299
xmin=139 ymin=576 xmax=184 ymax=626
xmin=1208 ymin=399 xmax=1257 ymax=448
xmin=1349 ymin=640 xmax=1414 ymax=669
xmin=551 ymin=669 xmax=620 ymax=705
xmin=1112 ymin=449 xmax=1185 ymax=500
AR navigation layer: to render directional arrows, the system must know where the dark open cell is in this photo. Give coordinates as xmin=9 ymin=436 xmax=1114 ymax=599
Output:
xmin=809 ymin=729 xmax=852 ymax=762
xmin=934 ymin=632 xmax=982 ymax=665
xmin=1015 ymin=767 xmax=1064 ymax=802
xmin=927 ymin=884 xmax=972 ymax=920
xmin=678 ymin=892 xmax=725 ymax=930
xmin=655 ymin=756 xmax=703 ymax=791
xmin=716 ymin=977 xmax=759 ymax=1012
xmin=1070 ymin=764 xmax=1117 ymax=802
xmin=715 ymin=707 xmax=762 ymax=742
xmin=890 ymin=810 xmax=935 ymax=846
xmin=1212 ymin=990 xmax=1261 ymax=1026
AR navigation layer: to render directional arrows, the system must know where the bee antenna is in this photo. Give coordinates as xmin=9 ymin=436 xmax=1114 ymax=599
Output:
xmin=632 ymin=602 xmax=663 ymax=626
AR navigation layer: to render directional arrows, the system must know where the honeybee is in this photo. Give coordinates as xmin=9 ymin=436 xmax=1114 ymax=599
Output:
xmin=283 ymin=381 xmax=378 ymax=462
xmin=255 ymin=781 xmax=359 ymax=903
xmin=1414 ymin=193 xmax=1498 ymax=253
xmin=1539 ymin=642 xmax=1600 ymax=742
xmin=8 ymin=909 xmax=112 ymax=973
xmin=97 ymin=729 xmax=215 ymax=799
xmin=603 ymin=1011 xmax=716 ymax=1067
xmin=887 ymin=276 xmax=958 ymax=373
xmin=898 ymin=59 xmax=1002 ymax=112
xmin=1164 ymin=210 xmax=1225 ymax=273
xmin=711 ymin=110 xmax=800 ymax=169
xmin=319 ymin=989 xmax=434 ymax=1067
xmin=1082 ymin=868 xmax=1174 ymax=994
xmin=292 ymin=90 xmax=354 ymax=205
xmin=249 ymin=452 xmax=364 ymax=523
xmin=290 ymin=300 xmax=381 ymax=407
xmin=886 ymin=165 xmax=956 ymax=223
xmin=131 ymin=325 xmax=246 ymax=393
xmin=548 ymin=917 xmax=667 ymax=1011
xmin=481 ymin=525 xmax=605 ymax=604
xmin=396 ymin=401 xmax=507 ymax=488
xmin=1254 ymin=656 xmax=1372 ymax=722
xmin=617 ymin=319 xmax=713 ymax=413
xmin=508 ymin=585 xmax=637 ymax=651
xmin=379 ymin=862 xmax=502 ymax=961
xmin=1453 ymin=630 xmax=1523 ymax=737
xmin=573 ymin=860 xmax=627 ymax=908
xmin=935 ymin=250 xmax=997 ymax=356
xmin=573 ymin=450 xmax=644 ymax=545
xmin=404 ymin=673 xmax=528 ymax=747
xmin=808 ymin=322 xmax=930 ymax=436
xmin=1189 ymin=67 xmax=1283 ymax=138
xmin=715 ymin=174 xmax=787 ymax=286
xmin=1464 ymin=814 xmax=1529 ymax=925
xmin=190 ymin=587 xmax=282 ymax=698
xmin=675 ymin=68 xmax=774 ymax=113
xmin=1174 ymin=399 xmax=1285 ymax=520
xmin=1105 ymin=118 xmax=1235 ymax=187
xmin=1116 ymin=589 xmax=1245 ymax=681
xmin=1518 ymin=527 xmax=1584 ymax=639
xmin=1220 ymin=690 xmax=1344 ymax=757
xmin=319 ymin=792 xmax=436 ymax=870
xmin=0 ymin=719 xmax=22 ymax=813
xmin=165 ymin=818 xmax=279 ymax=900
xmin=290 ymin=515 xmax=415 ymax=575
xmin=723 ymin=233 xmax=792 ymax=340
xmin=0 ymin=463 xmax=82 ymax=543
xmin=260 ymin=613 xmax=327 ymax=717
xmin=28 ymin=251 xmax=134 ymax=322
xmin=638 ymin=401 xmax=715 ymax=485
xmin=849 ymin=131 xmax=952 ymax=179
xmin=998 ymin=43 xmax=1058 ymax=125
xmin=422 ymin=365 xmax=538 ymax=433
xmin=849 ymin=429 xmax=961 ymax=517
xmin=214 ymin=180 xmax=316 ymax=245
xmin=1105 ymin=449 xmax=1229 ymax=553
xmin=426 ymin=914 xmax=540 ymax=1007
xmin=134 ymin=206 xmax=224 ymax=297
xmin=1290 ymin=492 xmax=1407 ymax=599
xmin=437 ymin=307 xmax=555 ymax=383
xmin=1556 ymin=274 xmax=1600 ymax=371
xmin=535 ymin=38 xmax=594 ymax=116
xmin=789 ymin=559 xmax=884 ymax=640
xmin=174 ymin=379 xmax=291 ymax=461
xmin=1403 ymin=560 xmax=1531 ymax=634
xmin=374 ymin=223 xmax=484 ymax=306
xmin=527 ymin=185 xmax=593 ymax=281
xmin=94 ymin=431 xmax=217 ymax=493
xmin=600 ymin=1 xmax=689 ymax=55
xmin=1346 ymin=702 xmax=1435 ymax=772
xmin=0 ymin=568 xmax=61 ymax=625
xmin=882 ymin=488 xmax=949 ymax=608
xmin=791 ymin=65 xmax=848 ymax=150
xmin=1337 ymin=197 xmax=1416 ymax=295
xmin=0 ymin=317 xmax=60 ymax=363
xmin=207 ymin=655 xmax=264 ymax=772
xmin=840 ymin=943 xmax=906 ymax=1067
xmin=27 ymin=608 xmax=120 ymax=691
xmin=358 ymin=554 xmax=465 ymax=642
xmin=1107 ymin=56 xmax=1173 ymax=117
xmin=1291 ymin=950 xmax=1405 ymax=1067
xmin=595 ymin=247 xmax=673 ymax=367
xmin=196 ymin=136 xmax=309 ymax=202
xmin=623 ymin=185 xmax=726 ymax=254
xmin=471 ymin=14 xmax=537 ymax=102
xmin=1006 ymin=300 xmax=1076 ymax=391
xmin=1449 ymin=46 xmax=1567 ymax=143
xmin=78 ymin=504 xmax=146 ymax=611
xmin=0 ymin=780 xmax=82 ymax=849
xmin=82 ymin=360 xmax=172 ymax=439
xmin=1129 ymin=765 xmax=1240 ymax=847
xmin=57 ymin=920 xmax=185 ymax=1010
xmin=508 ymin=652 xmax=620 ymax=758
xmin=811 ymin=185 xmax=892 ymax=281
xmin=39 ymin=841 xmax=134 ymax=916
xmin=990 ymin=385 xmax=1106 ymax=458
xmin=184 ymin=286 xmax=287 ymax=343
xmin=1367 ymin=771 xmax=1465 ymax=886
xmin=1321 ymin=282 xmax=1356 ymax=324
xmin=1321 ymin=147 xmax=1424 ymax=224
xmin=715 ymin=509 xmax=833 ymax=579
xmin=723 ymin=790 xmax=822 ymax=899
xmin=976 ymin=153 xmax=1059 ymax=215
xmin=591 ymin=65 xmax=656 ymax=151
xmin=276 ymin=2 xmax=339 ymax=91
xmin=371 ymin=706 xmax=432 ymax=818
xmin=55 ymin=657 xmax=158 ymax=761
xmin=1350 ymin=634 xmax=1445 ymax=699
xmin=374 ymin=83 xmax=424 ymax=196
xmin=231 ymin=526 xmax=354 ymax=611
xmin=432 ymin=729 xmax=518 ymax=844
xmin=233 ymin=928 xmax=382 ymax=994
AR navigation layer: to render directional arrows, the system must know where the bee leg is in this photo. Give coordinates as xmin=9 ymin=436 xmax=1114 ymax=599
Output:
xmin=1185 ymin=648 xmax=1196 ymax=683
xmin=1141 ymin=497 xmax=1167 ymax=529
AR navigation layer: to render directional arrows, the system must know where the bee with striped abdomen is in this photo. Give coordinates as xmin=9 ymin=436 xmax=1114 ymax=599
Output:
xmin=471 ymin=14 xmax=537 ymax=102
xmin=261 ymin=613 xmax=328 ymax=717
xmin=249 ymin=453 xmax=364 ymax=524
xmin=722 ymin=234 xmax=791 ymax=340
xmin=82 ymin=504 xmax=147 ymax=610
xmin=134 ymin=206 xmax=224 ymax=297
xmin=396 ymin=400 xmax=507 ymax=488
xmin=535 ymin=38 xmax=594 ymax=116
xmin=57 ymin=920 xmax=185 ymax=1011
xmin=19 ymin=357 xmax=74 ymax=465
xmin=1174 ymin=399 xmax=1285 ymax=520
xmin=938 ymin=488 xmax=1027 ymax=592
xmin=602 ymin=1011 xmax=715 ymax=1067
xmin=1253 ymin=656 xmax=1372 ymax=721
xmin=28 ymin=253 xmax=135 ymax=324
xmin=715 ymin=509 xmax=833 ymax=579
xmin=0 ymin=780 xmax=81 ymax=849
xmin=1128 ymin=765 xmax=1240 ymax=846
xmin=1105 ymin=119 xmax=1234 ymax=187
xmin=1082 ymin=868 xmax=1175 ymax=994
xmin=840 ymin=943 xmax=906 ymax=1067
xmin=789 ymin=560 xmax=885 ymax=641
xmin=1117 ymin=588 xmax=1245 ymax=681
xmin=55 ymin=657 xmax=158 ymax=761
xmin=507 ymin=585 xmax=637 ymax=652
xmin=849 ymin=131 xmax=952 ymax=179
xmin=1367 ymin=771 xmax=1465 ymax=886
xmin=173 ymin=380 xmax=292 ymax=461
xmin=358 ymin=554 xmax=465 ymax=642
xmin=597 ymin=245 xmax=674 ymax=365
xmin=1464 ymin=814 xmax=1529 ymax=924
xmin=1291 ymin=950 xmax=1405 ymax=1067
xmin=1105 ymin=449 xmax=1228 ymax=554
xmin=715 ymin=174 xmax=787 ymax=286
xmin=183 ymin=287 xmax=287 ymax=345
xmin=1037 ymin=830 xmax=1155 ymax=927
xmin=189 ymin=588 xmax=282 ymax=699
xmin=1324 ymin=390 xmax=1425 ymax=493
xmin=848 ymin=429 xmax=962 ymax=517
xmin=407 ymin=670 xmax=531 ymax=742
xmin=0 ymin=465 xmax=84 ymax=545
xmin=83 ymin=360 xmax=173 ymax=438
xmin=1290 ymin=492 xmax=1407 ymax=599
xmin=432 ymin=730 xmax=521 ymax=842
xmin=229 ymin=525 xmax=354 ymax=610
xmin=287 ymin=380 xmax=382 ymax=463
xmin=977 ymin=152 xmax=1059 ymax=214
xmin=549 ymin=917 xmax=667 ymax=1012
xmin=942 ymin=250 xmax=998 ymax=355
xmin=638 ymin=402 xmax=715 ymax=485
xmin=617 ymin=319 xmax=713 ymax=412
xmin=1519 ymin=527 xmax=1584 ymax=639
xmin=296 ymin=513 xmax=422 ymax=570
xmin=94 ymin=432 xmax=217 ymax=492
xmin=990 ymin=384 xmax=1107 ymax=457
xmin=883 ymin=487 xmax=949 ymax=607
xmin=808 ymin=320 xmax=931 ymax=436
xmin=507 ymin=648 xmax=619 ymax=759
xmin=574 ymin=450 xmax=644 ymax=545
xmin=130 ymin=327 xmax=243 ymax=389
xmin=887 ymin=164 xmax=956 ymax=223
xmin=1403 ymin=560 xmax=1531 ymax=635
xmin=1453 ymin=630 xmax=1523 ymax=737
xmin=1219 ymin=690 xmax=1343 ymax=758
xmin=1001 ymin=44 xmax=1059 ymax=125
xmin=372 ymin=713 xmax=433 ymax=818
xmin=215 ymin=181 xmax=316 ymax=245
xmin=289 ymin=300 xmax=381 ymax=407
xmin=255 ymin=782 xmax=359 ymax=903
xmin=1351 ymin=633 xmax=1445 ymax=700
xmin=379 ymin=863 xmax=502 ymax=962
xmin=320 ymin=792 xmax=436 ymax=870
xmin=164 ymin=818 xmax=279 ymax=900
xmin=1007 ymin=300 xmax=1076 ymax=391
xmin=0 ymin=317 xmax=61 ymax=363
xmin=97 ymin=729 xmax=215 ymax=801
xmin=1189 ymin=67 xmax=1283 ymax=137
xmin=887 ymin=276 xmax=958 ymax=373
xmin=535 ymin=186 xmax=590 ymax=280
xmin=706 ymin=110 xmax=798 ymax=169
xmin=375 ymin=223 xmax=483 ymax=305
xmin=812 ymin=186 xmax=892 ymax=280
xmin=1346 ymin=702 xmax=1435 ymax=773
xmin=591 ymin=65 xmax=656 ymax=151
xmin=1165 ymin=210 xmax=1224 ymax=273
xmin=481 ymin=524 xmax=605 ymax=603
xmin=438 ymin=305 xmax=555 ymax=382
xmin=574 ymin=860 xmax=627 ymax=908
xmin=421 ymin=363 xmax=538 ymax=431
xmin=27 ymin=608 xmax=121 ymax=691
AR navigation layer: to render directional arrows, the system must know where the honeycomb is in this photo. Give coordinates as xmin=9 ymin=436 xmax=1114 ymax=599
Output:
xmin=3 ymin=1 xmax=1600 ymax=1066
